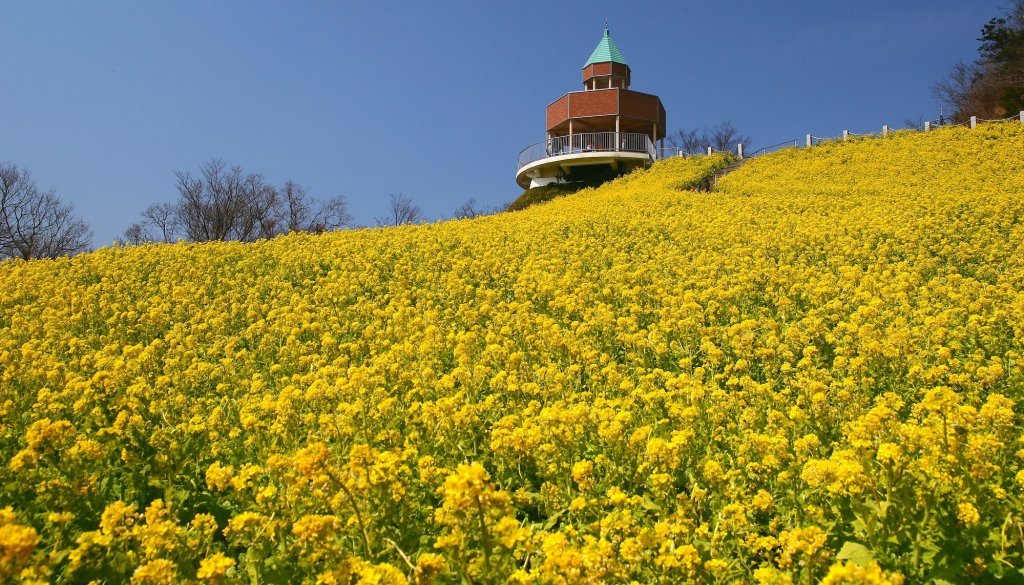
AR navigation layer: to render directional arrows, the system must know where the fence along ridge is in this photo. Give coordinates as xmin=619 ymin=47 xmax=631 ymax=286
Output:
xmin=663 ymin=111 xmax=1024 ymax=161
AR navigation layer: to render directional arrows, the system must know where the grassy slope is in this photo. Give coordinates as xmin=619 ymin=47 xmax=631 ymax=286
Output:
xmin=507 ymin=156 xmax=732 ymax=212
xmin=506 ymin=182 xmax=588 ymax=212
xmin=2 ymin=126 xmax=1024 ymax=582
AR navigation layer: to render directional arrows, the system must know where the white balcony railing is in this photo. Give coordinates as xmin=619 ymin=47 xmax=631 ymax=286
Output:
xmin=517 ymin=132 xmax=656 ymax=169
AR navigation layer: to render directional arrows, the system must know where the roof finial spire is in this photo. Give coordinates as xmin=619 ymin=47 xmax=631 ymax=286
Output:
xmin=584 ymin=23 xmax=628 ymax=67
xmin=605 ymin=18 xmax=609 ymax=34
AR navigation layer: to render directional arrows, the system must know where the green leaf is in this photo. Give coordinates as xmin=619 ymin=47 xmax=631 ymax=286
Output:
xmin=543 ymin=509 xmax=564 ymax=530
xmin=877 ymin=500 xmax=890 ymax=519
xmin=920 ymin=539 xmax=940 ymax=564
xmin=987 ymin=527 xmax=1005 ymax=546
xmin=245 ymin=547 xmax=261 ymax=583
xmin=836 ymin=541 xmax=874 ymax=566
xmin=641 ymin=494 xmax=662 ymax=512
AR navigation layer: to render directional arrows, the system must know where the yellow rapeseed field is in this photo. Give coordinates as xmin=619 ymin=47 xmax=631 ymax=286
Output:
xmin=2 ymin=123 xmax=1024 ymax=584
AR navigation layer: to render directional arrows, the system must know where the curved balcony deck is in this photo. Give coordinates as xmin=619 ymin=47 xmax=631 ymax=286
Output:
xmin=516 ymin=132 xmax=656 ymax=189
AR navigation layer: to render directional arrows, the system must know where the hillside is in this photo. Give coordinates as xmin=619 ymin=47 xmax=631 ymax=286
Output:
xmin=2 ymin=123 xmax=1024 ymax=583
xmin=506 ymin=163 xmax=698 ymax=212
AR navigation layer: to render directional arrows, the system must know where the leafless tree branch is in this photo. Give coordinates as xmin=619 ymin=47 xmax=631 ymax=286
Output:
xmin=0 ymin=162 xmax=91 ymax=260
xmin=666 ymin=121 xmax=750 ymax=154
xmin=453 ymin=198 xmax=482 ymax=220
xmin=376 ymin=193 xmax=423 ymax=226
xmin=126 ymin=158 xmax=352 ymax=244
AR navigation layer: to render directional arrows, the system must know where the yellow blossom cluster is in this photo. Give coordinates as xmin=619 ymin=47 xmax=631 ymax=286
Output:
xmin=1 ymin=122 xmax=1024 ymax=582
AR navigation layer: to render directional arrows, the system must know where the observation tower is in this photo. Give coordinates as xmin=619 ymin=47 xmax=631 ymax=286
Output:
xmin=516 ymin=27 xmax=667 ymax=189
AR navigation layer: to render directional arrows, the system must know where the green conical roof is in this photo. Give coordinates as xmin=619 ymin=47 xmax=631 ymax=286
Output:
xmin=584 ymin=27 xmax=628 ymax=67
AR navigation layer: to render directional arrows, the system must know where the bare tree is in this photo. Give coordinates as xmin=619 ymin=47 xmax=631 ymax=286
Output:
xmin=136 ymin=158 xmax=352 ymax=243
xmin=453 ymin=198 xmax=482 ymax=219
xmin=278 ymin=180 xmax=311 ymax=233
xmin=173 ymin=158 xmax=278 ymax=242
xmin=902 ymin=115 xmax=926 ymax=129
xmin=708 ymin=121 xmax=750 ymax=152
xmin=277 ymin=180 xmax=352 ymax=233
xmin=933 ymin=61 xmax=988 ymax=122
xmin=667 ymin=121 xmax=750 ymax=154
xmin=0 ymin=162 xmax=92 ymax=260
xmin=934 ymin=1 xmax=1024 ymax=120
xmin=141 ymin=202 xmax=179 ymax=243
xmin=306 ymin=195 xmax=352 ymax=233
xmin=122 ymin=159 xmax=352 ymax=244
xmin=120 ymin=202 xmax=177 ymax=245
xmin=121 ymin=222 xmax=149 ymax=246
xmin=376 ymin=193 xmax=423 ymax=226
xmin=666 ymin=129 xmax=704 ymax=154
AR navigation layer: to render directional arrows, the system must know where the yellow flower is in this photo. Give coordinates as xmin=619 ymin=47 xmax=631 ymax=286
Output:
xmin=875 ymin=443 xmax=903 ymax=465
xmin=818 ymin=561 xmax=905 ymax=585
xmin=46 ymin=511 xmax=74 ymax=525
xmin=571 ymin=460 xmax=594 ymax=489
xmin=130 ymin=558 xmax=177 ymax=584
xmin=204 ymin=461 xmax=234 ymax=492
xmin=292 ymin=514 xmax=340 ymax=543
xmin=702 ymin=460 xmax=725 ymax=482
xmin=606 ymin=487 xmax=629 ymax=506
xmin=1 ymin=120 xmax=1023 ymax=582
xmin=189 ymin=513 xmax=219 ymax=537
xmin=196 ymin=552 xmax=235 ymax=581
xmin=656 ymin=542 xmax=701 ymax=573
xmin=754 ymin=566 xmax=794 ymax=585
xmin=752 ymin=490 xmax=774 ymax=512
xmin=957 ymin=502 xmax=981 ymax=526
xmin=99 ymin=501 xmax=138 ymax=537
xmin=223 ymin=512 xmax=268 ymax=546
xmin=355 ymin=561 xmax=407 ymax=585
xmin=437 ymin=463 xmax=504 ymax=512
xmin=777 ymin=526 xmax=828 ymax=569
xmin=0 ymin=508 xmax=40 ymax=578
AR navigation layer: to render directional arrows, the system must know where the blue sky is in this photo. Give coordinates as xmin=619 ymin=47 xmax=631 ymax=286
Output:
xmin=0 ymin=1 xmax=1005 ymax=246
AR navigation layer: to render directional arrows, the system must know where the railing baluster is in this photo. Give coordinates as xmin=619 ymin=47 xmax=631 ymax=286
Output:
xmin=519 ymin=131 xmax=669 ymax=168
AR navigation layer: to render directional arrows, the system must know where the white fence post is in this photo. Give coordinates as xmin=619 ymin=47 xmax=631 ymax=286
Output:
xmin=882 ymin=125 xmax=889 ymax=136
xmin=1019 ymin=111 xmax=1023 ymax=123
xmin=737 ymin=143 xmax=744 ymax=159
xmin=843 ymin=130 xmax=849 ymax=141
xmin=707 ymin=146 xmax=713 ymax=156
xmin=924 ymin=121 xmax=931 ymax=132
xmin=970 ymin=116 xmax=977 ymax=129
